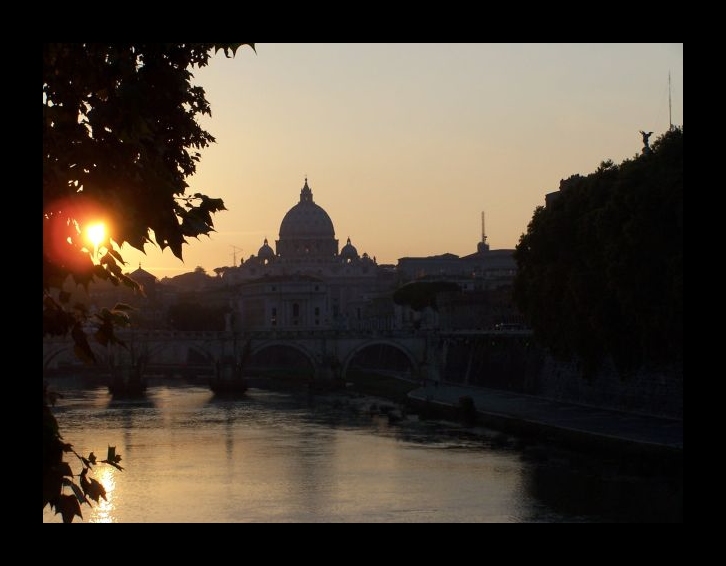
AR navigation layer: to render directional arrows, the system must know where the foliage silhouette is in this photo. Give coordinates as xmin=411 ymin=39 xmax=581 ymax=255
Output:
xmin=513 ymin=127 xmax=683 ymax=379
xmin=43 ymin=43 xmax=255 ymax=522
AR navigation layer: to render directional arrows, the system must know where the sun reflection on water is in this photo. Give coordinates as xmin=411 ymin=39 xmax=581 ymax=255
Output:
xmin=88 ymin=466 xmax=118 ymax=523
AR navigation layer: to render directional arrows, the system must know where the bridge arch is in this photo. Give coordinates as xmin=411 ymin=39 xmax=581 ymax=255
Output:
xmin=43 ymin=341 xmax=109 ymax=371
xmin=248 ymin=340 xmax=318 ymax=379
xmin=340 ymin=339 xmax=420 ymax=381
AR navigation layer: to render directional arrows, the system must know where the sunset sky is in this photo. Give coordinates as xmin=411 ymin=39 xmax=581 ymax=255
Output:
xmin=118 ymin=43 xmax=683 ymax=278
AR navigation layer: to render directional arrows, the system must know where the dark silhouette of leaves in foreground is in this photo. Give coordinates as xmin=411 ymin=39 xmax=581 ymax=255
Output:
xmin=43 ymin=383 xmax=122 ymax=522
xmin=43 ymin=42 xmax=254 ymax=522
xmin=80 ymin=468 xmax=108 ymax=503
xmin=57 ymin=494 xmax=83 ymax=524
xmin=101 ymin=446 xmax=124 ymax=471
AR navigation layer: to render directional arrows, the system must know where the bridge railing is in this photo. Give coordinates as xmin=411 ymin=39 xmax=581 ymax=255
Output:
xmin=45 ymin=326 xmax=532 ymax=346
xmin=107 ymin=328 xmax=434 ymax=341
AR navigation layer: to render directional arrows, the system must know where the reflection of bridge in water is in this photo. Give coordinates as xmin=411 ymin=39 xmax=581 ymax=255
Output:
xmin=43 ymin=328 xmax=534 ymax=383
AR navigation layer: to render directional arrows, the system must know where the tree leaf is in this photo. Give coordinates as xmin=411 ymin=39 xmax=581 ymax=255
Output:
xmin=93 ymin=264 xmax=110 ymax=280
xmin=117 ymin=273 xmax=144 ymax=294
xmin=107 ymin=247 xmax=126 ymax=264
xmin=99 ymin=252 xmax=117 ymax=267
xmin=102 ymin=445 xmax=124 ymax=471
xmin=57 ymin=493 xmax=83 ymax=523
xmin=83 ymin=477 xmax=108 ymax=503
xmin=57 ymin=461 xmax=74 ymax=478
xmin=110 ymin=310 xmax=131 ymax=326
xmin=107 ymin=445 xmax=121 ymax=464
xmin=71 ymin=323 xmax=96 ymax=364
xmin=68 ymin=480 xmax=89 ymax=505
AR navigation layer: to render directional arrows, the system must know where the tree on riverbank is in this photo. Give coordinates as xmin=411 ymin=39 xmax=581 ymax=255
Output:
xmin=513 ymin=127 xmax=683 ymax=378
xmin=43 ymin=43 xmax=255 ymax=522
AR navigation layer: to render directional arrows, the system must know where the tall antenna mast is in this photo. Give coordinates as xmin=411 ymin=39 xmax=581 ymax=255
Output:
xmin=230 ymin=245 xmax=243 ymax=266
xmin=669 ymin=71 xmax=673 ymax=131
xmin=477 ymin=210 xmax=490 ymax=254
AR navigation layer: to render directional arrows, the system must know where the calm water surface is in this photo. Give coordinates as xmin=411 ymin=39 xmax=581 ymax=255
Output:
xmin=43 ymin=379 xmax=682 ymax=523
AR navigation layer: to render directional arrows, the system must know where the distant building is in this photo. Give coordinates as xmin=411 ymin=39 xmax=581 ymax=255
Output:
xmin=394 ymin=210 xmax=519 ymax=330
xmin=396 ymin=208 xmax=517 ymax=291
xmin=396 ymin=249 xmax=516 ymax=291
xmin=127 ymin=265 xmax=159 ymax=299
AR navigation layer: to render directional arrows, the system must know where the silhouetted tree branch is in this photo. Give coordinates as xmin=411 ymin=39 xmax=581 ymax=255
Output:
xmin=43 ymin=43 xmax=255 ymax=522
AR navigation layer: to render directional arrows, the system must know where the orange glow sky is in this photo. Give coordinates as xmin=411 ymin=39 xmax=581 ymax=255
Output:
xmin=117 ymin=43 xmax=683 ymax=278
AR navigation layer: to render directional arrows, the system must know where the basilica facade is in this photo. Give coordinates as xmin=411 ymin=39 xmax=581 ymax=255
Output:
xmin=224 ymin=178 xmax=398 ymax=332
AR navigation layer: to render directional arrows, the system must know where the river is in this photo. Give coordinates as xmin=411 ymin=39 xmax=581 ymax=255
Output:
xmin=42 ymin=379 xmax=682 ymax=523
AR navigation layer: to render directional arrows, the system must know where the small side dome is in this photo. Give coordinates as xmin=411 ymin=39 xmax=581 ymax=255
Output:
xmin=340 ymin=237 xmax=358 ymax=261
xmin=258 ymin=238 xmax=275 ymax=261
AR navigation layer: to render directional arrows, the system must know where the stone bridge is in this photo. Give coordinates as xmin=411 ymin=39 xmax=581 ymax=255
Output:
xmin=43 ymin=329 xmax=432 ymax=381
xmin=43 ymin=328 xmax=533 ymax=382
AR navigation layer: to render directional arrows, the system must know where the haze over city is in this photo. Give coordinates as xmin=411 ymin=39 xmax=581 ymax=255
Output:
xmin=118 ymin=43 xmax=683 ymax=278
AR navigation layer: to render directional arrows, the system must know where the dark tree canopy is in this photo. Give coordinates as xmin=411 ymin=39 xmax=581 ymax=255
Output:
xmin=43 ymin=43 xmax=254 ymax=522
xmin=43 ymin=43 xmax=254 ymax=295
xmin=513 ymin=127 xmax=683 ymax=377
xmin=43 ymin=42 xmax=255 ymax=358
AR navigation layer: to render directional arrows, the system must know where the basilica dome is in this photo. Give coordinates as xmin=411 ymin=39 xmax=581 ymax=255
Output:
xmin=279 ymin=178 xmax=335 ymax=239
xmin=276 ymin=178 xmax=339 ymax=261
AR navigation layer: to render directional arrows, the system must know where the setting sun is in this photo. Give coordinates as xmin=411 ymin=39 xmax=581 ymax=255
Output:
xmin=85 ymin=222 xmax=106 ymax=249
